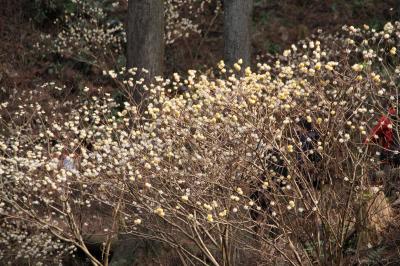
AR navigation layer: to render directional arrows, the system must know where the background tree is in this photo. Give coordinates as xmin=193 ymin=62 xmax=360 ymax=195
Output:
xmin=223 ymin=0 xmax=253 ymax=69
xmin=127 ymin=0 xmax=164 ymax=81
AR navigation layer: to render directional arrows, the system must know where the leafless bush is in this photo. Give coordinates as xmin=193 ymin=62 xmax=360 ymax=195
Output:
xmin=2 ymin=22 xmax=400 ymax=265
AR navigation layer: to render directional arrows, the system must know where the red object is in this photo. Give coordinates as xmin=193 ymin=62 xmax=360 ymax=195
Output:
xmin=365 ymin=108 xmax=396 ymax=149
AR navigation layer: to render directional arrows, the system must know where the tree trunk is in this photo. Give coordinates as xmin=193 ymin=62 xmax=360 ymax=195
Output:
xmin=127 ymin=0 xmax=164 ymax=83
xmin=223 ymin=0 xmax=253 ymax=69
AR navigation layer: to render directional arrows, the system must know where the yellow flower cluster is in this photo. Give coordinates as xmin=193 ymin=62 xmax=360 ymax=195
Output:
xmin=3 ymin=19 xmax=400 ymax=265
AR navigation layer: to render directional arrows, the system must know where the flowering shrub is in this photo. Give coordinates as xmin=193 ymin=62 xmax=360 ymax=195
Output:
xmin=36 ymin=0 xmax=220 ymax=69
xmin=164 ymin=0 xmax=221 ymax=44
xmin=37 ymin=0 xmax=126 ymax=69
xmin=2 ymin=21 xmax=400 ymax=265
xmin=0 ymin=222 xmax=73 ymax=265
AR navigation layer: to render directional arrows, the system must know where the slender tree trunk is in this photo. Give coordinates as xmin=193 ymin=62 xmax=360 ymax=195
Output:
xmin=223 ymin=0 xmax=253 ymax=69
xmin=127 ymin=0 xmax=164 ymax=84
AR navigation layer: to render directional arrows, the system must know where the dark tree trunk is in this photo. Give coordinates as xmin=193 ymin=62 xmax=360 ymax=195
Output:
xmin=223 ymin=0 xmax=253 ymax=69
xmin=127 ymin=0 xmax=164 ymax=82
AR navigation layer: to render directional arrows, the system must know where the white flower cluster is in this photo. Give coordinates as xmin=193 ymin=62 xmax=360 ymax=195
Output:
xmin=36 ymin=0 xmax=220 ymax=66
xmin=164 ymin=0 xmax=220 ymax=44
xmin=0 ymin=221 xmax=74 ymax=264
xmin=37 ymin=0 xmax=126 ymax=68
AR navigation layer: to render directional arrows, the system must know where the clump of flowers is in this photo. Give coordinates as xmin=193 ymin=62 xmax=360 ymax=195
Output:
xmin=37 ymin=0 xmax=126 ymax=68
xmin=36 ymin=0 xmax=220 ymax=69
xmin=164 ymin=0 xmax=221 ymax=44
xmin=2 ymin=21 xmax=400 ymax=265
xmin=0 ymin=222 xmax=74 ymax=264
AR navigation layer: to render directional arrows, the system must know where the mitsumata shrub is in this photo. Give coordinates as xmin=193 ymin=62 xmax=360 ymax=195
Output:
xmin=35 ymin=0 xmax=220 ymax=68
xmin=36 ymin=0 xmax=126 ymax=69
xmin=2 ymin=22 xmax=400 ymax=265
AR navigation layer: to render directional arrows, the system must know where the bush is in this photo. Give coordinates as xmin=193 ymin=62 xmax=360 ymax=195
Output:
xmin=35 ymin=0 xmax=220 ymax=71
xmin=36 ymin=0 xmax=126 ymax=70
xmin=1 ymin=22 xmax=400 ymax=265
